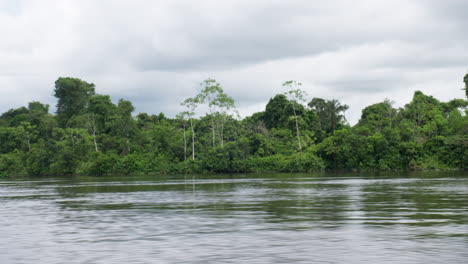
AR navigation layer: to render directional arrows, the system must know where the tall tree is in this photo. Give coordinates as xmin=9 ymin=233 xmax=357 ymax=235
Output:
xmin=308 ymin=98 xmax=327 ymax=131
xmin=181 ymin=97 xmax=200 ymax=160
xmin=112 ymin=99 xmax=136 ymax=155
xmin=28 ymin=101 xmax=49 ymax=116
xmin=87 ymin=94 xmax=117 ymax=133
xmin=357 ymin=99 xmax=396 ymax=133
xmin=73 ymin=114 xmax=99 ymax=152
xmin=283 ymin=80 xmax=307 ymax=157
xmin=176 ymin=112 xmax=189 ymax=161
xmin=464 ymin=72 xmax=468 ymax=98
xmin=54 ymin=77 xmax=95 ymax=128
xmin=309 ymin=98 xmax=348 ymax=134
xmin=402 ymin=91 xmax=441 ymax=127
xmin=263 ymin=94 xmax=291 ymax=129
xmin=197 ymin=79 xmax=235 ymax=148
xmin=215 ymin=94 xmax=236 ymax=147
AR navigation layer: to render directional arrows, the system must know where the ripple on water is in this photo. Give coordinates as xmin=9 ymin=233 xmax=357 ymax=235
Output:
xmin=0 ymin=174 xmax=467 ymax=263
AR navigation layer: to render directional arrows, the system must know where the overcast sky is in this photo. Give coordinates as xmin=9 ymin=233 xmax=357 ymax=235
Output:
xmin=1 ymin=0 xmax=467 ymax=124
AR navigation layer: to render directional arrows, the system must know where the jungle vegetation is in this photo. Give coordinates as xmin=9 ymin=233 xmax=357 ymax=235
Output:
xmin=0 ymin=75 xmax=467 ymax=176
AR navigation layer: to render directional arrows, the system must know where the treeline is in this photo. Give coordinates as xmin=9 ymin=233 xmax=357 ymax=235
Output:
xmin=0 ymin=76 xmax=467 ymax=177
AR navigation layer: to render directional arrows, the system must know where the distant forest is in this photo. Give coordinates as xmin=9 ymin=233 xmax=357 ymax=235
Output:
xmin=1 ymin=75 xmax=467 ymax=177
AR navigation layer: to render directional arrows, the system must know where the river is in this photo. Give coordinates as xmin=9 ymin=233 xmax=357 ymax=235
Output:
xmin=1 ymin=172 xmax=467 ymax=263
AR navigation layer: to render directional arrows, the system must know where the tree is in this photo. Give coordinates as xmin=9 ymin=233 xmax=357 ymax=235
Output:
xmin=112 ymin=99 xmax=136 ymax=155
xmin=0 ymin=107 xmax=29 ymax=127
xmin=19 ymin=121 xmax=37 ymax=152
xmin=197 ymin=79 xmax=235 ymax=148
xmin=263 ymin=94 xmax=291 ymax=129
xmin=308 ymin=98 xmax=326 ymax=131
xmin=48 ymin=127 xmax=92 ymax=176
xmin=87 ymin=94 xmax=117 ymax=133
xmin=324 ymin=99 xmax=348 ymax=134
xmin=357 ymin=99 xmax=396 ymax=133
xmin=73 ymin=113 xmax=99 ymax=152
xmin=0 ymin=126 xmax=29 ymax=153
xmin=54 ymin=77 xmax=95 ymax=127
xmin=181 ymin=97 xmax=200 ymax=160
xmin=28 ymin=101 xmax=49 ymax=116
xmin=402 ymin=91 xmax=442 ymax=129
xmin=309 ymin=98 xmax=349 ymax=134
xmin=176 ymin=112 xmax=189 ymax=161
xmin=215 ymin=94 xmax=236 ymax=147
xmin=464 ymin=72 xmax=468 ymax=98
xmin=282 ymin=80 xmax=308 ymax=158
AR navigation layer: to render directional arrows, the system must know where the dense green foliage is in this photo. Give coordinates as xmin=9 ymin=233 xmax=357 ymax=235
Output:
xmin=1 ymin=76 xmax=467 ymax=177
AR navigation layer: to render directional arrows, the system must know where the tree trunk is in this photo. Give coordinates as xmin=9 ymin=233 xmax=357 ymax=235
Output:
xmin=190 ymin=119 xmax=195 ymax=160
xmin=183 ymin=124 xmax=187 ymax=161
xmin=92 ymin=130 xmax=98 ymax=152
xmin=220 ymin=116 xmax=225 ymax=148
xmin=87 ymin=116 xmax=98 ymax=152
xmin=292 ymin=103 xmax=302 ymax=159
xmin=211 ymin=118 xmax=216 ymax=147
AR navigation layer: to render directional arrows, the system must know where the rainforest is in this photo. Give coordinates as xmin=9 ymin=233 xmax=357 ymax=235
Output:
xmin=0 ymin=75 xmax=467 ymax=177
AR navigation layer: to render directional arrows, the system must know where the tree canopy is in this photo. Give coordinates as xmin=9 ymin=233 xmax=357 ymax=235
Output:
xmin=0 ymin=75 xmax=466 ymax=177
xmin=54 ymin=77 xmax=96 ymax=128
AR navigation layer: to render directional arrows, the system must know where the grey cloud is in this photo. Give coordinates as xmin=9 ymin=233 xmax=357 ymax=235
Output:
xmin=326 ymin=79 xmax=399 ymax=93
xmin=78 ymin=1 xmax=448 ymax=71
xmin=424 ymin=0 xmax=468 ymax=23
xmin=32 ymin=0 xmax=462 ymax=75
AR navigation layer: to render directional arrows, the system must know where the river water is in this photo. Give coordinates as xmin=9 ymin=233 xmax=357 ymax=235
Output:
xmin=1 ymin=172 xmax=467 ymax=263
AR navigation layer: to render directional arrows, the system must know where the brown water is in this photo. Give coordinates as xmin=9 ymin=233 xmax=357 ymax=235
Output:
xmin=1 ymin=172 xmax=467 ymax=263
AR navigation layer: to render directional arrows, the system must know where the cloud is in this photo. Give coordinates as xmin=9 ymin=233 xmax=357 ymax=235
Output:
xmin=0 ymin=0 xmax=467 ymax=125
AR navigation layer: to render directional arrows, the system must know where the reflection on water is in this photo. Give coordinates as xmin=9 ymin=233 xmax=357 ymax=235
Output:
xmin=1 ymin=172 xmax=467 ymax=263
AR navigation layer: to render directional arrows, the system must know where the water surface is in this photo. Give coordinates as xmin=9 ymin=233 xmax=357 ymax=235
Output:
xmin=1 ymin=172 xmax=467 ymax=263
